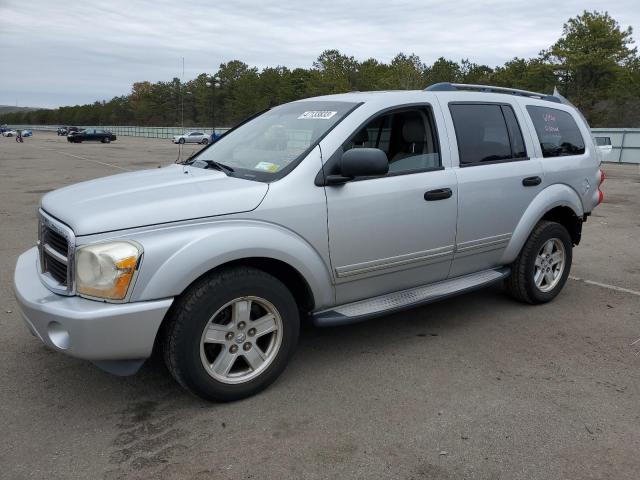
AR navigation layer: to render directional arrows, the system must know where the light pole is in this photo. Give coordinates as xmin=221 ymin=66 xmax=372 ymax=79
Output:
xmin=182 ymin=91 xmax=192 ymax=133
xmin=205 ymin=75 xmax=220 ymax=137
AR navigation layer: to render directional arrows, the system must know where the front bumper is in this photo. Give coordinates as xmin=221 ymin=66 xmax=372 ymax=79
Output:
xmin=14 ymin=247 xmax=173 ymax=364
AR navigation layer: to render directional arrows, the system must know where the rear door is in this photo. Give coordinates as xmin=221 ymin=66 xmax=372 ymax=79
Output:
xmin=444 ymin=101 xmax=544 ymax=277
xmin=323 ymin=104 xmax=458 ymax=305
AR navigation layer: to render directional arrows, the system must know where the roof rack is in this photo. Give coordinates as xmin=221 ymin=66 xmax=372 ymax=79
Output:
xmin=424 ymin=82 xmax=561 ymax=103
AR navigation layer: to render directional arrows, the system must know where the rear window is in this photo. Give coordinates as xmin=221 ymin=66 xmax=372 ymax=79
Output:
xmin=449 ymin=104 xmax=527 ymax=166
xmin=526 ymin=106 xmax=585 ymax=157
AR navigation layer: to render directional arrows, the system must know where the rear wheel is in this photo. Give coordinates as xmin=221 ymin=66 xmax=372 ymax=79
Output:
xmin=505 ymin=220 xmax=572 ymax=304
xmin=162 ymin=266 xmax=300 ymax=402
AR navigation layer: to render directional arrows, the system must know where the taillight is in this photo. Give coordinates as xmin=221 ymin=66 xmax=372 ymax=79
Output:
xmin=599 ymin=170 xmax=606 ymax=185
xmin=598 ymin=189 xmax=604 ymax=205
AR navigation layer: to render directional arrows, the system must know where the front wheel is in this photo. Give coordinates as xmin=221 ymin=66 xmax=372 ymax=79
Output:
xmin=201 ymin=138 xmax=209 ymax=145
xmin=178 ymin=138 xmax=185 ymax=144
xmin=505 ymin=220 xmax=572 ymax=304
xmin=162 ymin=266 xmax=300 ymax=402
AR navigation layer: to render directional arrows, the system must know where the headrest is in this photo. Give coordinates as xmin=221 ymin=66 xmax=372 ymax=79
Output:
xmin=353 ymin=128 xmax=369 ymax=145
xmin=402 ymin=121 xmax=424 ymax=143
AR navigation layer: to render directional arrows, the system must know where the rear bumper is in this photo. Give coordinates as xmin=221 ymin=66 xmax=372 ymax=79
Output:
xmin=14 ymin=247 xmax=173 ymax=363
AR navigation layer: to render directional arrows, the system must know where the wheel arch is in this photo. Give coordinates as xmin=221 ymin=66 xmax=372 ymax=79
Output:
xmin=131 ymin=220 xmax=334 ymax=310
xmin=501 ymin=183 xmax=584 ymax=265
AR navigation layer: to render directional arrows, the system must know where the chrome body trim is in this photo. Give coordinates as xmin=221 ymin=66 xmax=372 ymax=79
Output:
xmin=38 ymin=209 xmax=76 ymax=296
xmin=335 ymin=245 xmax=455 ymax=278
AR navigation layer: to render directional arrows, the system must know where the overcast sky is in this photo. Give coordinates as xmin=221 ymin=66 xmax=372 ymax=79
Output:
xmin=1 ymin=0 xmax=638 ymax=108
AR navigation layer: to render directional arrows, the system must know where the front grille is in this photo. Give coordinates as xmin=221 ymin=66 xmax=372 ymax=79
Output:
xmin=43 ymin=228 xmax=67 ymax=255
xmin=44 ymin=253 xmax=68 ymax=285
xmin=38 ymin=211 xmax=75 ymax=294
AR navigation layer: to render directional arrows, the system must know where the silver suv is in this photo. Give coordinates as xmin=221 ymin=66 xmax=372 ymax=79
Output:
xmin=14 ymin=83 xmax=604 ymax=401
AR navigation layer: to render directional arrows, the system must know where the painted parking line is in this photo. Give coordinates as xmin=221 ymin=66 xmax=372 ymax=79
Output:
xmin=32 ymin=145 xmax=131 ymax=171
xmin=569 ymin=276 xmax=640 ymax=297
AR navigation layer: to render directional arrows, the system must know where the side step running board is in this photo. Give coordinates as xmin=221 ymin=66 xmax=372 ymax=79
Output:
xmin=312 ymin=267 xmax=510 ymax=327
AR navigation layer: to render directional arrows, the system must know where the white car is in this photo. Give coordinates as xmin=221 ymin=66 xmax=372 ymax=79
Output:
xmin=2 ymin=130 xmax=17 ymax=137
xmin=172 ymin=131 xmax=209 ymax=145
xmin=595 ymin=136 xmax=615 ymax=162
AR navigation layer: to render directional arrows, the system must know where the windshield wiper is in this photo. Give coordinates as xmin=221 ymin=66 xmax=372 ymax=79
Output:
xmin=203 ymin=159 xmax=235 ymax=174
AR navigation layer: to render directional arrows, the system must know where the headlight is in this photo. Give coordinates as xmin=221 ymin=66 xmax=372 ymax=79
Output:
xmin=75 ymin=241 xmax=142 ymax=301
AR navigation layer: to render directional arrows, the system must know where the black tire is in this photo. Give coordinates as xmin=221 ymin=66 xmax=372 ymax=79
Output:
xmin=162 ymin=266 xmax=300 ymax=402
xmin=178 ymin=138 xmax=185 ymax=144
xmin=201 ymin=138 xmax=209 ymax=145
xmin=505 ymin=220 xmax=572 ymax=304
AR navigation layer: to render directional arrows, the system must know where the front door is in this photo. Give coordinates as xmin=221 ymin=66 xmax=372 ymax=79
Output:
xmin=323 ymin=106 xmax=458 ymax=305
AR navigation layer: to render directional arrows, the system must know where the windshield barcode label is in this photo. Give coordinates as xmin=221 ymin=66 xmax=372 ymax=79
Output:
xmin=298 ymin=111 xmax=337 ymax=120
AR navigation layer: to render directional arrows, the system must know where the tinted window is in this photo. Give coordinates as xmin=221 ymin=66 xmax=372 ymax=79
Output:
xmin=502 ymin=106 xmax=527 ymax=159
xmin=450 ymin=104 xmax=526 ymax=165
xmin=526 ymin=106 xmax=585 ymax=157
xmin=344 ymin=107 xmax=441 ymax=174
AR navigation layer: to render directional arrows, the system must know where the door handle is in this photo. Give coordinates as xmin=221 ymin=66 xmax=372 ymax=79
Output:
xmin=522 ymin=176 xmax=542 ymax=187
xmin=424 ymin=188 xmax=453 ymax=201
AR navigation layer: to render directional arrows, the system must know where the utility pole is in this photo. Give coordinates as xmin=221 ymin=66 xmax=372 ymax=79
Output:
xmin=180 ymin=57 xmax=185 ymax=133
xmin=206 ymin=75 xmax=220 ymax=137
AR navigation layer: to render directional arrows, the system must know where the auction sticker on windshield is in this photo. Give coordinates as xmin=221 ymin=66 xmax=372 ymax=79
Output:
xmin=297 ymin=111 xmax=337 ymax=120
xmin=254 ymin=161 xmax=279 ymax=172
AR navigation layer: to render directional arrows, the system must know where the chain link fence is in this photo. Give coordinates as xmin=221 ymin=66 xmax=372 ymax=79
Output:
xmin=9 ymin=125 xmax=229 ymax=139
xmin=6 ymin=124 xmax=640 ymax=163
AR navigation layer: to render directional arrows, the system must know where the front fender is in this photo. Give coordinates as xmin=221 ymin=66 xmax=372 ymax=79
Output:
xmin=130 ymin=219 xmax=334 ymax=309
xmin=500 ymin=184 xmax=584 ymax=264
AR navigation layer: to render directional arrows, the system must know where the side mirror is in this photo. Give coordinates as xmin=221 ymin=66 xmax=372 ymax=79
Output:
xmin=326 ymin=148 xmax=389 ymax=185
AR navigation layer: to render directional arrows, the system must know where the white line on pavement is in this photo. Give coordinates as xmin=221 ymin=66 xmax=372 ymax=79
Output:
xmin=569 ymin=276 xmax=640 ymax=297
xmin=32 ymin=145 xmax=131 ymax=171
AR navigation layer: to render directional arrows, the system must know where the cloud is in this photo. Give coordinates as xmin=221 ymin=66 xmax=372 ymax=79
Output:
xmin=1 ymin=0 xmax=638 ymax=107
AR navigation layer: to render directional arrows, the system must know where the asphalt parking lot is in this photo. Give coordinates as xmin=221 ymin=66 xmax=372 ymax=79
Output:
xmin=1 ymin=132 xmax=639 ymax=480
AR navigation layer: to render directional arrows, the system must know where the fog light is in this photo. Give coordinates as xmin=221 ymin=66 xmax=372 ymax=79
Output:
xmin=48 ymin=321 xmax=70 ymax=350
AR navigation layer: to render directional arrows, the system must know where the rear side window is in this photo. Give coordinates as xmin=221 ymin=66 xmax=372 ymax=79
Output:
xmin=449 ymin=104 xmax=527 ymax=166
xmin=526 ymin=106 xmax=585 ymax=157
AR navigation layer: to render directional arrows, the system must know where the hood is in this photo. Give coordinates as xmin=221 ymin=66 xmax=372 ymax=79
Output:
xmin=41 ymin=164 xmax=268 ymax=235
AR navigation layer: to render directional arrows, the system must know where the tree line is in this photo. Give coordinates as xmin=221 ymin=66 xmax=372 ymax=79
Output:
xmin=2 ymin=11 xmax=639 ymax=128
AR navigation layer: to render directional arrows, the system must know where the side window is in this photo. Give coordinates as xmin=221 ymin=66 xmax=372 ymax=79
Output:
xmin=502 ymin=106 xmax=527 ymax=159
xmin=526 ymin=106 xmax=585 ymax=157
xmin=449 ymin=104 xmax=526 ymax=166
xmin=595 ymin=136 xmax=611 ymax=146
xmin=344 ymin=107 xmax=441 ymax=174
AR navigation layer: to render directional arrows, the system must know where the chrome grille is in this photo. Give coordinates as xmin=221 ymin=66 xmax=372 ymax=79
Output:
xmin=38 ymin=210 xmax=75 ymax=295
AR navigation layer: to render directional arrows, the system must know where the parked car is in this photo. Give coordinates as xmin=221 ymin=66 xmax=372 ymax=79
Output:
xmin=172 ymin=131 xmax=209 ymax=144
xmin=67 ymin=128 xmax=116 ymax=143
xmin=2 ymin=129 xmax=17 ymax=137
xmin=57 ymin=127 xmax=68 ymax=136
xmin=22 ymin=130 xmax=33 ymax=137
xmin=0 ymin=124 xmax=10 ymax=133
xmin=14 ymin=83 xmax=604 ymax=402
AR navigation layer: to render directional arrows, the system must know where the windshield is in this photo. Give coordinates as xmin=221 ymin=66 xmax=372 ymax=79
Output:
xmin=189 ymin=100 xmax=359 ymax=181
